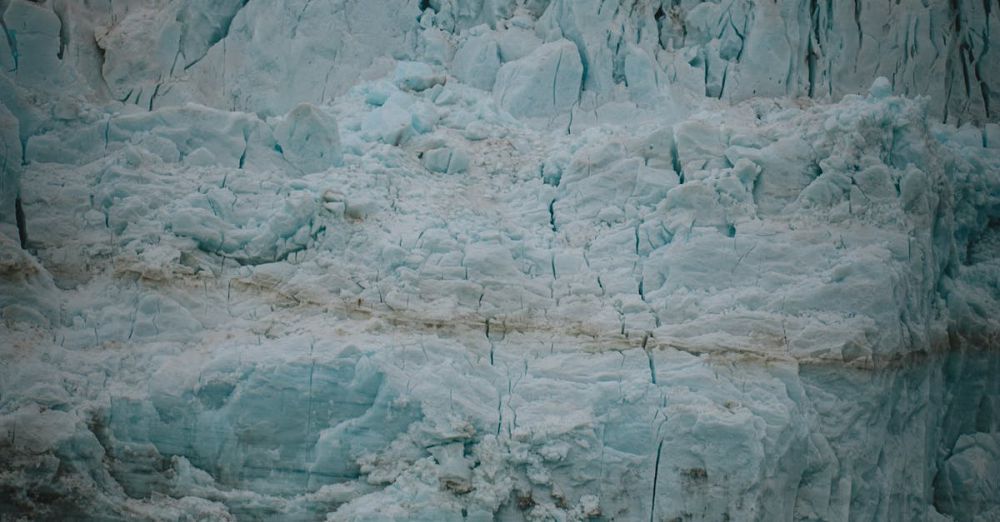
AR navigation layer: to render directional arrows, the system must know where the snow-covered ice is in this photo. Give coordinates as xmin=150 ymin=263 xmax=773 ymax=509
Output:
xmin=1 ymin=0 xmax=999 ymax=520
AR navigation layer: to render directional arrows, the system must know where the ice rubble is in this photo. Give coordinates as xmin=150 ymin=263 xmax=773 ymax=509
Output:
xmin=1 ymin=0 xmax=1000 ymax=521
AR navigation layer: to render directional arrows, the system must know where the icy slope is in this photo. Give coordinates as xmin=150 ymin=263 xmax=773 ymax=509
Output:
xmin=1 ymin=0 xmax=1000 ymax=521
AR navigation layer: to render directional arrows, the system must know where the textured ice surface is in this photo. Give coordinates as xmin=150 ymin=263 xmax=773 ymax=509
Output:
xmin=494 ymin=39 xmax=583 ymax=117
xmin=1 ymin=1 xmax=999 ymax=521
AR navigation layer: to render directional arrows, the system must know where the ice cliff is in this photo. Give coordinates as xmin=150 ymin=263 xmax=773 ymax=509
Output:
xmin=1 ymin=0 xmax=999 ymax=521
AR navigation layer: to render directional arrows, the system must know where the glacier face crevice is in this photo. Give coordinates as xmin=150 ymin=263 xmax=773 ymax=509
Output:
xmin=0 ymin=0 xmax=999 ymax=521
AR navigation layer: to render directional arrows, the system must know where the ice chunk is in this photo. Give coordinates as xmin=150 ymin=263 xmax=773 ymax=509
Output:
xmin=451 ymin=29 xmax=500 ymax=90
xmin=623 ymin=45 xmax=661 ymax=104
xmin=130 ymin=293 xmax=202 ymax=339
xmin=496 ymin=24 xmax=542 ymax=62
xmin=934 ymin=433 xmax=1000 ymax=520
xmin=418 ymin=27 xmax=453 ymax=65
xmin=94 ymin=6 xmax=182 ymax=107
xmin=394 ymin=61 xmax=446 ymax=92
xmin=421 ymin=147 xmax=469 ymax=174
xmin=674 ymin=120 xmax=729 ymax=175
xmin=2 ymin=0 xmax=73 ymax=92
xmin=869 ymin=77 xmax=893 ymax=99
xmin=273 ymin=103 xmax=343 ymax=174
xmin=183 ymin=147 xmax=217 ymax=167
xmin=726 ymin=136 xmax=817 ymax=215
xmin=494 ymin=39 xmax=582 ymax=118
xmin=360 ymin=91 xmax=434 ymax=146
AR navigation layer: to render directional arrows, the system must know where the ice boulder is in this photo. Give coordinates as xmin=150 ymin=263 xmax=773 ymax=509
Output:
xmin=934 ymin=433 xmax=1000 ymax=519
xmin=624 ymin=45 xmax=661 ymax=104
xmin=93 ymin=5 xmax=181 ymax=107
xmin=421 ymin=147 xmax=470 ymax=174
xmin=393 ymin=61 xmax=446 ymax=92
xmin=494 ymin=39 xmax=583 ymax=118
xmin=496 ymin=22 xmax=542 ymax=62
xmin=273 ymin=103 xmax=343 ymax=174
xmin=451 ymin=27 xmax=501 ymax=90
xmin=869 ymin=77 xmax=893 ymax=100
xmin=673 ymin=119 xmax=730 ymax=175
xmin=360 ymin=90 xmax=438 ymax=146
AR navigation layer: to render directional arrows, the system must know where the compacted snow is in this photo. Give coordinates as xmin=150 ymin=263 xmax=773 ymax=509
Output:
xmin=1 ymin=1 xmax=999 ymax=520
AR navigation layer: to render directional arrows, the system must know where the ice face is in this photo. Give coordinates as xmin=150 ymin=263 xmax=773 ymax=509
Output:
xmin=1 ymin=0 xmax=999 ymax=521
xmin=494 ymin=39 xmax=583 ymax=118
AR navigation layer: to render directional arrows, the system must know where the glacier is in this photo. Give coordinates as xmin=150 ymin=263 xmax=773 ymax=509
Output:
xmin=0 ymin=0 xmax=999 ymax=520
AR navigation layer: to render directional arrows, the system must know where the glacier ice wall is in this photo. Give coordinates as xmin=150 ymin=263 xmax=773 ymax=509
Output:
xmin=3 ymin=0 xmax=996 ymax=120
xmin=1 ymin=0 xmax=999 ymax=222
xmin=1 ymin=0 xmax=999 ymax=521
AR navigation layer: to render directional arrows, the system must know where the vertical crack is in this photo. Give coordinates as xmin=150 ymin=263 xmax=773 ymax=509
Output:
xmin=807 ymin=0 xmax=820 ymax=98
xmin=1 ymin=18 xmax=18 ymax=72
xmin=53 ymin=3 xmax=69 ymax=60
xmin=548 ymin=198 xmax=557 ymax=232
xmin=973 ymin=0 xmax=992 ymax=118
xmin=644 ymin=334 xmax=656 ymax=384
xmin=634 ymin=223 xmax=640 ymax=255
xmin=959 ymin=41 xmax=972 ymax=97
xmin=944 ymin=0 xmax=963 ymax=122
xmin=649 ymin=439 xmax=664 ymax=522
xmin=552 ymin=47 xmax=564 ymax=110
xmin=14 ymin=196 xmax=26 ymax=249
xmin=654 ymin=6 xmax=667 ymax=50
xmin=670 ymin=133 xmax=684 ymax=184
xmin=238 ymin=129 xmax=249 ymax=169
xmin=495 ymin=393 xmax=503 ymax=436
xmin=148 ymin=82 xmax=161 ymax=111
xmin=306 ymin=342 xmax=315 ymax=447
xmin=853 ymin=0 xmax=863 ymax=49
xmin=292 ymin=0 xmax=314 ymax=38
xmin=718 ymin=64 xmax=728 ymax=99
xmin=485 ymin=319 xmax=496 ymax=366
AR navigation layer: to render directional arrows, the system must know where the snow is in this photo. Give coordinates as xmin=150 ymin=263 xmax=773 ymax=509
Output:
xmin=1 ymin=0 xmax=999 ymax=521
